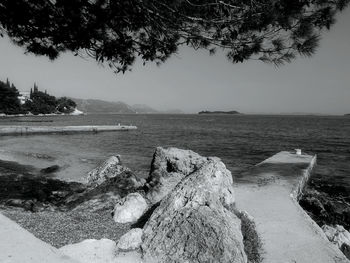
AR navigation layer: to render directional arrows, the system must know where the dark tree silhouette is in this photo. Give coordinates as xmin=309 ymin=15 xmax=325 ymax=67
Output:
xmin=24 ymin=89 xmax=58 ymax=115
xmin=56 ymin=97 xmax=77 ymax=114
xmin=0 ymin=0 xmax=348 ymax=72
xmin=0 ymin=79 xmax=22 ymax=115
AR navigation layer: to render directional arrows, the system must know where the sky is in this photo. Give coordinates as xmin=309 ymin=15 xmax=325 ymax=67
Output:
xmin=0 ymin=8 xmax=350 ymax=115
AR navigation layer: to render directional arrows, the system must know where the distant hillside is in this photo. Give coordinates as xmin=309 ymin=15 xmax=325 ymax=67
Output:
xmin=163 ymin=109 xmax=184 ymax=114
xmin=198 ymin=110 xmax=241 ymax=115
xmin=71 ymin=98 xmax=183 ymax=114
xmin=132 ymin=105 xmax=184 ymax=114
xmin=72 ymin=98 xmax=136 ymax=114
xmin=132 ymin=104 xmax=159 ymax=114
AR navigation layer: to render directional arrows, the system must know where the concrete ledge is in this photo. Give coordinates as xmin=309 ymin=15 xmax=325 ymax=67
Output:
xmin=0 ymin=125 xmax=137 ymax=136
xmin=0 ymin=213 xmax=78 ymax=263
xmin=235 ymin=151 xmax=349 ymax=263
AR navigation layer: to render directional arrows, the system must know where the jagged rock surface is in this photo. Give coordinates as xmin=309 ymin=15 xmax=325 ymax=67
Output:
xmin=66 ymin=170 xmax=144 ymax=210
xmin=113 ymin=193 xmax=149 ymax=224
xmin=117 ymin=228 xmax=143 ymax=251
xmin=322 ymin=224 xmax=350 ymax=259
xmin=299 ymin=188 xmax=350 ymax=230
xmin=71 ymin=192 xmax=121 ymax=213
xmin=86 ymin=155 xmax=137 ymax=186
xmin=66 ymin=156 xmax=145 ymax=211
xmin=142 ymin=158 xmax=247 ymax=263
xmin=145 ymin=147 xmax=208 ymax=204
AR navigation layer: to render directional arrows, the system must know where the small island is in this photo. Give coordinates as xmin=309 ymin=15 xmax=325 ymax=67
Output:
xmin=198 ymin=110 xmax=241 ymax=115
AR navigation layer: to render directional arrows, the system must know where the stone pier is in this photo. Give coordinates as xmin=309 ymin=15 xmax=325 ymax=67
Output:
xmin=0 ymin=125 xmax=137 ymax=136
xmin=235 ymin=151 xmax=349 ymax=263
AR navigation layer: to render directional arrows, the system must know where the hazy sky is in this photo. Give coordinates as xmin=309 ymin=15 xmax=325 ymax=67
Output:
xmin=1 ymin=8 xmax=349 ymax=114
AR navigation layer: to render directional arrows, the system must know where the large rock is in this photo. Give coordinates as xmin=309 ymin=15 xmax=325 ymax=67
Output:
xmin=145 ymin=147 xmax=208 ymax=204
xmin=117 ymin=228 xmax=143 ymax=251
xmin=71 ymin=192 xmax=121 ymax=213
xmin=322 ymin=224 xmax=350 ymax=259
xmin=65 ymin=156 xmax=145 ymax=210
xmin=113 ymin=193 xmax=149 ymax=224
xmin=59 ymin=238 xmax=118 ymax=263
xmin=59 ymin=238 xmax=144 ymax=263
xmin=41 ymin=165 xmax=60 ymax=174
xmin=86 ymin=156 xmax=135 ymax=186
xmin=142 ymin=158 xmax=247 ymax=263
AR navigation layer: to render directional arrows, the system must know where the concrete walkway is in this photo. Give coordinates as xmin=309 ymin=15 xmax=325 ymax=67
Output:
xmin=0 ymin=213 xmax=78 ymax=263
xmin=0 ymin=125 xmax=137 ymax=136
xmin=235 ymin=151 xmax=349 ymax=263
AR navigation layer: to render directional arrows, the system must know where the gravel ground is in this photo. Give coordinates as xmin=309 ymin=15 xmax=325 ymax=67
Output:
xmin=3 ymin=208 xmax=129 ymax=248
xmin=0 ymin=158 xmax=132 ymax=248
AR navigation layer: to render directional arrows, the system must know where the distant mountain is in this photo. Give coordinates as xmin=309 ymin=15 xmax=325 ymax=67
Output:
xmin=345 ymin=114 xmax=350 ymax=116
xmin=132 ymin=104 xmax=159 ymax=114
xmin=72 ymin=98 xmax=136 ymax=114
xmin=71 ymin=98 xmax=183 ymax=114
xmin=163 ymin=109 xmax=184 ymax=114
xmin=198 ymin=110 xmax=241 ymax=115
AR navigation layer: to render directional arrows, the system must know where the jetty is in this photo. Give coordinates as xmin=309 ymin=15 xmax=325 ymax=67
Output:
xmin=0 ymin=125 xmax=137 ymax=136
xmin=235 ymin=151 xmax=348 ymax=263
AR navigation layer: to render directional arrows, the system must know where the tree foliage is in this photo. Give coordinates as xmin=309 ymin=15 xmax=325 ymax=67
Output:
xmin=24 ymin=86 xmax=77 ymax=114
xmin=0 ymin=79 xmax=78 ymax=115
xmin=24 ymin=89 xmax=57 ymax=114
xmin=0 ymin=79 xmax=22 ymax=115
xmin=56 ymin=97 xmax=77 ymax=114
xmin=0 ymin=0 xmax=349 ymax=72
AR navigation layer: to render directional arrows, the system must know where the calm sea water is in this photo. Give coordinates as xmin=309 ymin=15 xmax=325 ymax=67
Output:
xmin=0 ymin=114 xmax=349 ymax=196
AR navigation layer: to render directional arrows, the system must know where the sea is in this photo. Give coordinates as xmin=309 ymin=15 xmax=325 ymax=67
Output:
xmin=0 ymin=114 xmax=349 ymax=224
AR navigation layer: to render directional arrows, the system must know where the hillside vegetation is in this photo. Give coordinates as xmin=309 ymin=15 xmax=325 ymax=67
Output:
xmin=0 ymin=79 xmax=77 ymax=115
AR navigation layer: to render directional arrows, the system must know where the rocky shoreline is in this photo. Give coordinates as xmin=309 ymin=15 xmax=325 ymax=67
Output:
xmin=0 ymin=147 xmax=349 ymax=262
xmin=0 ymin=147 xmax=262 ymax=262
xmin=299 ymin=182 xmax=350 ymax=258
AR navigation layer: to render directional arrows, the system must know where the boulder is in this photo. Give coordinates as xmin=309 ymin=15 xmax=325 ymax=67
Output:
xmin=322 ymin=224 xmax=350 ymax=259
xmin=113 ymin=193 xmax=149 ymax=224
xmin=142 ymin=158 xmax=247 ymax=263
xmin=72 ymin=192 xmax=121 ymax=213
xmin=145 ymin=147 xmax=208 ymax=204
xmin=117 ymin=228 xmax=143 ymax=251
xmin=86 ymin=156 xmax=133 ymax=186
xmin=41 ymin=165 xmax=60 ymax=174
xmin=65 ymin=170 xmax=144 ymax=210
xmin=59 ymin=238 xmax=118 ymax=263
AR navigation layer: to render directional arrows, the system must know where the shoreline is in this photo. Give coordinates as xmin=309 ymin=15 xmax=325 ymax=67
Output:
xmin=0 ymin=157 xmax=132 ymax=248
xmin=0 ymin=153 xmax=348 ymax=232
xmin=1 ymin=154 xmax=349 ymax=232
xmin=0 ymin=108 xmax=84 ymax=117
xmin=0 ymin=149 xmax=349 ymax=261
xmin=0 ymin=125 xmax=137 ymax=136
